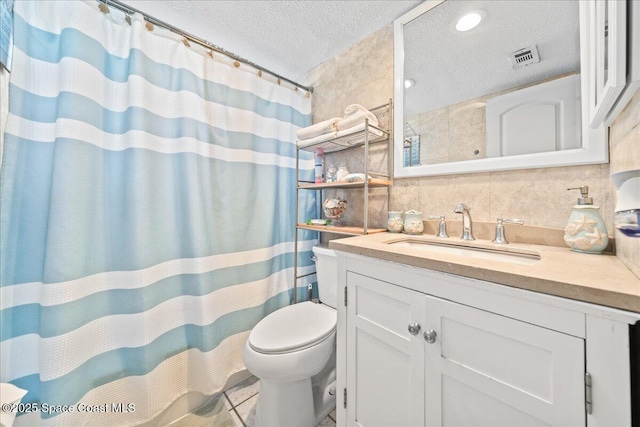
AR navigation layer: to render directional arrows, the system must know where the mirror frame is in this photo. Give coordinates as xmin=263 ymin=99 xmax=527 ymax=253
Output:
xmin=393 ymin=0 xmax=608 ymax=178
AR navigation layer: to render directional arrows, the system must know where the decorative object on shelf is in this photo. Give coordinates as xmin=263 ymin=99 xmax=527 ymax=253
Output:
xmin=308 ymin=219 xmax=331 ymax=226
xmin=314 ymin=147 xmax=324 ymax=183
xmin=563 ymin=186 xmax=609 ymax=253
xmin=403 ymin=210 xmax=424 ymax=235
xmin=326 ymin=163 xmax=337 ymax=182
xmin=336 ymin=165 xmax=350 ymax=182
xmin=323 ymin=198 xmax=347 ymax=220
xmin=387 ymin=211 xmax=404 ymax=233
xmin=611 ymin=169 xmax=640 ymax=237
xmin=344 ymin=173 xmax=370 ymax=183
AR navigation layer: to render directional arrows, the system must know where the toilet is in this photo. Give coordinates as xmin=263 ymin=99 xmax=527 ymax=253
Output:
xmin=243 ymin=245 xmax=338 ymax=427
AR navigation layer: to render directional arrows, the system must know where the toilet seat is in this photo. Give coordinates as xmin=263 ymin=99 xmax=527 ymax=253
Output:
xmin=249 ymin=302 xmax=336 ymax=354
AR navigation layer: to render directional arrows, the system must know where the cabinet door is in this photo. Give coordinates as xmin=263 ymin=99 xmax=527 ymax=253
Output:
xmin=587 ymin=0 xmax=627 ymax=127
xmin=346 ymin=272 xmax=425 ymax=427
xmin=424 ymin=295 xmax=585 ymax=427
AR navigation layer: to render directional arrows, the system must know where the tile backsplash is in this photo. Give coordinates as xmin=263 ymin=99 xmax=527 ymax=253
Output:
xmin=303 ymin=24 xmax=639 ymax=278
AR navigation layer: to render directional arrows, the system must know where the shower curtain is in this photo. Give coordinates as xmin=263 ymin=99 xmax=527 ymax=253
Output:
xmin=0 ymin=1 xmax=316 ymax=425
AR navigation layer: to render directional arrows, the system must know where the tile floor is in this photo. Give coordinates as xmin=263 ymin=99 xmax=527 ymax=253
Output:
xmin=222 ymin=375 xmax=337 ymax=427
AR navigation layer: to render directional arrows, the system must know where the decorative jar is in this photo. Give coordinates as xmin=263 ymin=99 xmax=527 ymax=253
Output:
xmin=403 ymin=210 xmax=424 ymax=235
xmin=387 ymin=211 xmax=404 ymax=233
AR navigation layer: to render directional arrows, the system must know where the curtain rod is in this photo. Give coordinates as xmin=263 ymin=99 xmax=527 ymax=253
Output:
xmin=98 ymin=0 xmax=314 ymax=94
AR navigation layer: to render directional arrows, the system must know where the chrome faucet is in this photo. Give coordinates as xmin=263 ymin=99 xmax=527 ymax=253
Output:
xmin=453 ymin=203 xmax=475 ymax=241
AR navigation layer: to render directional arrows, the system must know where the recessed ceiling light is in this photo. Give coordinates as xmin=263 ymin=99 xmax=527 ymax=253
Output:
xmin=455 ymin=10 xmax=486 ymax=32
xmin=404 ymin=79 xmax=415 ymax=89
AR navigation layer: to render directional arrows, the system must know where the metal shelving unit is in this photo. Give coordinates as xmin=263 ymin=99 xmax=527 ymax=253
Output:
xmin=293 ymin=100 xmax=393 ymax=302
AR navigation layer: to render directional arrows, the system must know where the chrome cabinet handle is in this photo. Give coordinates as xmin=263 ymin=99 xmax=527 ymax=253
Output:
xmin=423 ymin=329 xmax=437 ymax=344
xmin=408 ymin=323 xmax=421 ymax=335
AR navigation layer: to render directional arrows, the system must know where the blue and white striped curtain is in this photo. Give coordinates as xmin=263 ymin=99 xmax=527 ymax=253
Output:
xmin=0 ymin=1 xmax=316 ymax=425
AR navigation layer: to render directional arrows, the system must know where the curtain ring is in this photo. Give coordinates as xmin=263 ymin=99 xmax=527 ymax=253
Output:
xmin=145 ymin=21 xmax=154 ymax=31
xmin=233 ymin=61 xmax=240 ymax=68
xmin=98 ymin=3 xmax=110 ymax=14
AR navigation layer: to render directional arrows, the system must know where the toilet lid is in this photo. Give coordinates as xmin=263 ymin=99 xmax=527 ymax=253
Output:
xmin=249 ymin=302 xmax=336 ymax=354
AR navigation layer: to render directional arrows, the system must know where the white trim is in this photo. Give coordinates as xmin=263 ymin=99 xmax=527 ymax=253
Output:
xmin=589 ymin=0 xmax=627 ymax=128
xmin=605 ymin=0 xmax=640 ymax=125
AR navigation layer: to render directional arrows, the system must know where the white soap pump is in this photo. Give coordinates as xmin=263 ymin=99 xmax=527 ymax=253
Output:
xmin=563 ymin=186 xmax=609 ymax=254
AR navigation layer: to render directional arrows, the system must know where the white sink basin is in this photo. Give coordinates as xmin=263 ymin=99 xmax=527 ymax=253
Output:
xmin=389 ymin=239 xmax=540 ymax=265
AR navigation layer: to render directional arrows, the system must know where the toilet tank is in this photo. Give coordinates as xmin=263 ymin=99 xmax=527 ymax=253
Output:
xmin=312 ymin=245 xmax=338 ymax=309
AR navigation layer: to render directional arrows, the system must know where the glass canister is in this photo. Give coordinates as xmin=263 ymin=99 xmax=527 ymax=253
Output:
xmin=403 ymin=210 xmax=424 ymax=235
xmin=387 ymin=211 xmax=404 ymax=233
xmin=336 ymin=164 xmax=349 ymax=182
xmin=326 ymin=164 xmax=338 ymax=182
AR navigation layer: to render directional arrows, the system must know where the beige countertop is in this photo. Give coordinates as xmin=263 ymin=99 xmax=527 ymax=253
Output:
xmin=329 ymin=233 xmax=640 ymax=313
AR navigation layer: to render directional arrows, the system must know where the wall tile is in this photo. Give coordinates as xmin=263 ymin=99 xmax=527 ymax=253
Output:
xmin=599 ymin=163 xmax=614 ymax=240
xmin=488 ymin=165 xmax=605 ymax=230
xmin=448 ymin=123 xmax=485 ymax=162
xmin=448 ymin=97 xmax=485 ymax=128
xmin=422 ymin=129 xmax=449 ymax=165
xmin=608 ymin=89 xmax=640 ymax=278
xmin=390 ymin=177 xmax=420 ymax=213
xmin=610 ymin=123 xmax=640 ymax=174
xmin=417 ymin=173 xmax=492 ymax=221
xmin=335 ymin=26 xmax=392 ymax=95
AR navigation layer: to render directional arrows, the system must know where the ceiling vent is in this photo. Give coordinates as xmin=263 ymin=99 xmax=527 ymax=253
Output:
xmin=509 ymin=45 xmax=540 ymax=70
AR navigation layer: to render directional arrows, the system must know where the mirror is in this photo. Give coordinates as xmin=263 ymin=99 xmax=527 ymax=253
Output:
xmin=393 ymin=0 xmax=608 ymax=178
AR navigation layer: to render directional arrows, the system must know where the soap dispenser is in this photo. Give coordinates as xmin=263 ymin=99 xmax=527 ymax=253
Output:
xmin=563 ymin=186 xmax=609 ymax=254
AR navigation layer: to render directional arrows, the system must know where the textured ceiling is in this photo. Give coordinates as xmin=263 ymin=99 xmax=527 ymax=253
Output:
xmin=125 ymin=0 xmax=421 ymax=81
xmin=404 ymin=0 xmax=580 ymax=116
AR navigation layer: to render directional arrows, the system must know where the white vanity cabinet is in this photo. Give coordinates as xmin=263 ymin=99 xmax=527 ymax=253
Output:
xmin=424 ymin=295 xmax=584 ymax=426
xmin=336 ymin=254 xmax=638 ymax=427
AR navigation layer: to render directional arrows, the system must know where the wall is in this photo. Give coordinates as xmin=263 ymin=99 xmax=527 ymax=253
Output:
xmin=303 ymin=24 xmax=619 ymax=254
xmin=608 ymin=90 xmax=640 ymax=278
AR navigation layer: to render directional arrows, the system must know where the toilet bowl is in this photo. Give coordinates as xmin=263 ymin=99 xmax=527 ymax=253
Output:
xmin=243 ymin=245 xmax=338 ymax=427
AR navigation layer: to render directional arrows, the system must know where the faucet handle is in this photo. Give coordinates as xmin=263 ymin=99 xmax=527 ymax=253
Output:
xmin=428 ymin=215 xmax=449 ymax=238
xmin=493 ymin=217 xmax=524 ymax=244
xmin=497 ymin=217 xmax=524 ymax=225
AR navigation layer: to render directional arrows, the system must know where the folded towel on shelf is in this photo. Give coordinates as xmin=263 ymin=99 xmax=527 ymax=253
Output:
xmin=296 ymin=117 xmax=341 ymax=141
xmin=334 ymin=110 xmax=378 ymax=131
xmin=342 ymin=173 xmax=371 ymax=182
xmin=344 ymin=104 xmax=369 ymax=117
xmin=296 ymin=122 xmax=383 ymax=151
